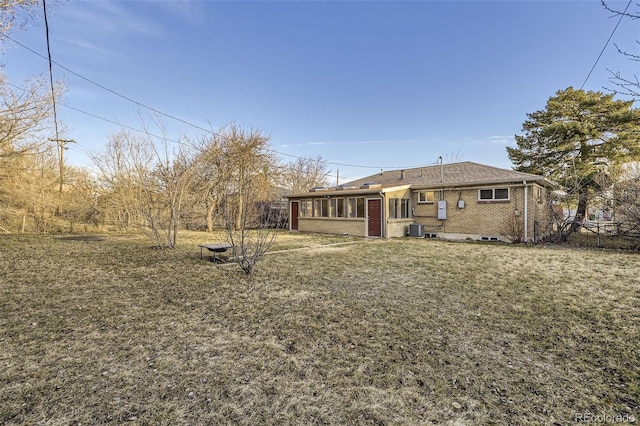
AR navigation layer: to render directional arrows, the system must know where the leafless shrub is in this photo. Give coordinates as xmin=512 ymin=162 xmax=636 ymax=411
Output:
xmin=215 ymin=124 xmax=279 ymax=275
xmin=502 ymin=214 xmax=525 ymax=243
xmin=224 ymin=185 xmax=278 ymax=275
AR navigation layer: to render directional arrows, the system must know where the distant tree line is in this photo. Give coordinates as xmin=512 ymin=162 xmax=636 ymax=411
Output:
xmin=0 ymin=98 xmax=330 ymax=238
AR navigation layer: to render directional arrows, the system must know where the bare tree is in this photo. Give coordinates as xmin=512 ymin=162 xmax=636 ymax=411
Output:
xmin=224 ymin=179 xmax=278 ymax=275
xmin=280 ymin=156 xmax=330 ymax=192
xmin=191 ymin=135 xmax=228 ymax=232
xmin=443 ymin=149 xmax=464 ymax=164
xmin=601 ymin=1 xmax=640 ymax=96
xmin=90 ymin=130 xmax=146 ymax=230
xmin=91 ymin=128 xmax=196 ymax=248
xmin=150 ymin=138 xmax=197 ymax=248
xmin=211 ymin=124 xmax=279 ymax=275
xmin=3 ymin=144 xmax=59 ymax=232
xmin=0 ymin=0 xmax=41 ymax=35
xmin=613 ymin=162 xmax=640 ymax=235
xmin=61 ymin=167 xmax=99 ymax=232
xmin=0 ymin=75 xmax=60 ymax=158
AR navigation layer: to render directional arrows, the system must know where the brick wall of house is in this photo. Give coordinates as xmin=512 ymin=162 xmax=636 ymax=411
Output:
xmin=387 ymin=219 xmax=414 ymax=237
xmin=529 ymin=183 xmax=556 ymax=241
xmin=412 ymin=186 xmax=524 ymax=239
xmin=298 ymin=217 xmax=366 ymax=236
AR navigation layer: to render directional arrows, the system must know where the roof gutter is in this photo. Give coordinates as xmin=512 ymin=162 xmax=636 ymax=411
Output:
xmin=412 ymin=180 xmax=549 ymax=192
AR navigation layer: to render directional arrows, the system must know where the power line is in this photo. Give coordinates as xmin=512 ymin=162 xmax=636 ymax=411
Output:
xmin=273 ymin=150 xmax=435 ymax=170
xmin=61 ymin=103 xmax=189 ymax=146
xmin=0 ymin=31 xmax=216 ymax=136
xmin=41 ymin=0 xmax=59 ymax=143
xmin=9 ymin=79 xmax=437 ymax=171
xmin=5 ymin=81 xmax=190 ymax=147
xmin=42 ymin=0 xmax=68 ymax=216
xmin=580 ymin=0 xmax=632 ymax=89
xmin=3 ymin=32 xmax=445 ymax=171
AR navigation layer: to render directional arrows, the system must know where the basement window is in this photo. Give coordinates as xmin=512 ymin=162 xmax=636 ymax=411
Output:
xmin=478 ymin=188 xmax=510 ymax=201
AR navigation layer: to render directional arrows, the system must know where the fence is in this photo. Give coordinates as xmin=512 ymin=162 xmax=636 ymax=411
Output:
xmin=534 ymin=219 xmax=640 ymax=250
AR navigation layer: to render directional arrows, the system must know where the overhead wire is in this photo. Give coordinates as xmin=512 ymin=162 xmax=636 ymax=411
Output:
xmin=2 ymin=26 xmax=455 ymax=172
xmin=580 ymin=0 xmax=632 ymax=89
xmin=6 ymin=1 xmax=634 ymax=176
xmin=515 ymin=0 xmax=634 ymax=175
xmin=0 ymin=31 xmax=217 ymax=136
xmin=41 ymin=0 xmax=59 ymax=143
xmin=5 ymin=82 xmax=189 ymax=146
xmin=8 ymin=79 xmax=444 ymax=170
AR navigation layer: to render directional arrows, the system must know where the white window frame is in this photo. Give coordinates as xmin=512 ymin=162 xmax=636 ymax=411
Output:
xmin=417 ymin=190 xmax=436 ymax=204
xmin=347 ymin=197 xmax=366 ymax=218
xmin=478 ymin=188 xmax=510 ymax=201
xmin=389 ymin=198 xmax=411 ymax=219
xmin=401 ymin=199 xmax=410 ymax=218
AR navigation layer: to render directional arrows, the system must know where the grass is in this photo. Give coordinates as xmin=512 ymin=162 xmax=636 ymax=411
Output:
xmin=563 ymin=231 xmax=640 ymax=251
xmin=0 ymin=232 xmax=638 ymax=425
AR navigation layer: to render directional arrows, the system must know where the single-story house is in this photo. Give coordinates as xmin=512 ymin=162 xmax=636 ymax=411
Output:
xmin=284 ymin=161 xmax=558 ymax=242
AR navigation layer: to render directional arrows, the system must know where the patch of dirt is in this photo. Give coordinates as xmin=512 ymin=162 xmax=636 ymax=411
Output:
xmin=55 ymin=235 xmax=105 ymax=242
xmin=306 ymin=246 xmax=351 ymax=254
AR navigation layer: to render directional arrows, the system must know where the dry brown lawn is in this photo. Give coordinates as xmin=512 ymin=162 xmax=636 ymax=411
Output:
xmin=0 ymin=232 xmax=638 ymax=425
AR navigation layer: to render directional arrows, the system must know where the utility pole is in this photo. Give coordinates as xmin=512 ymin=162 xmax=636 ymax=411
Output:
xmin=49 ymin=138 xmax=75 ymax=214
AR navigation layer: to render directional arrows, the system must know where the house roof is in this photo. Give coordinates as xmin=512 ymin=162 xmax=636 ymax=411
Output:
xmin=286 ymin=184 xmax=411 ymax=199
xmin=345 ymin=161 xmax=557 ymax=189
xmin=285 ymin=162 xmax=557 ymax=198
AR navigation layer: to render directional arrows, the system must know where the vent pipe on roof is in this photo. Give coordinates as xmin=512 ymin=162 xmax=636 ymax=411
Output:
xmin=400 ymin=169 xmax=405 ymax=180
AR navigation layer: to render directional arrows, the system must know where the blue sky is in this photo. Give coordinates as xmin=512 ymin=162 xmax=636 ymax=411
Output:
xmin=3 ymin=0 xmax=638 ymax=184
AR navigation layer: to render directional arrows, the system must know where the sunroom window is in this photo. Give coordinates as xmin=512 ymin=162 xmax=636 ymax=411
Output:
xmin=389 ymin=198 xmax=410 ymax=219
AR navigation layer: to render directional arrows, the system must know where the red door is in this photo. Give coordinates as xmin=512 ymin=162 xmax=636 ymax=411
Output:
xmin=367 ymin=199 xmax=382 ymax=237
xmin=290 ymin=202 xmax=299 ymax=230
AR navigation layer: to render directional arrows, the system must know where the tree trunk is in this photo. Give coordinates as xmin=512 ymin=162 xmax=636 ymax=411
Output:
xmin=206 ymin=201 xmax=216 ymax=233
xmin=571 ymin=192 xmax=589 ymax=233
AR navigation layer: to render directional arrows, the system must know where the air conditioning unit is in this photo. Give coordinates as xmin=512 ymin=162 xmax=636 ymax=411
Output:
xmin=409 ymin=224 xmax=425 ymax=238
